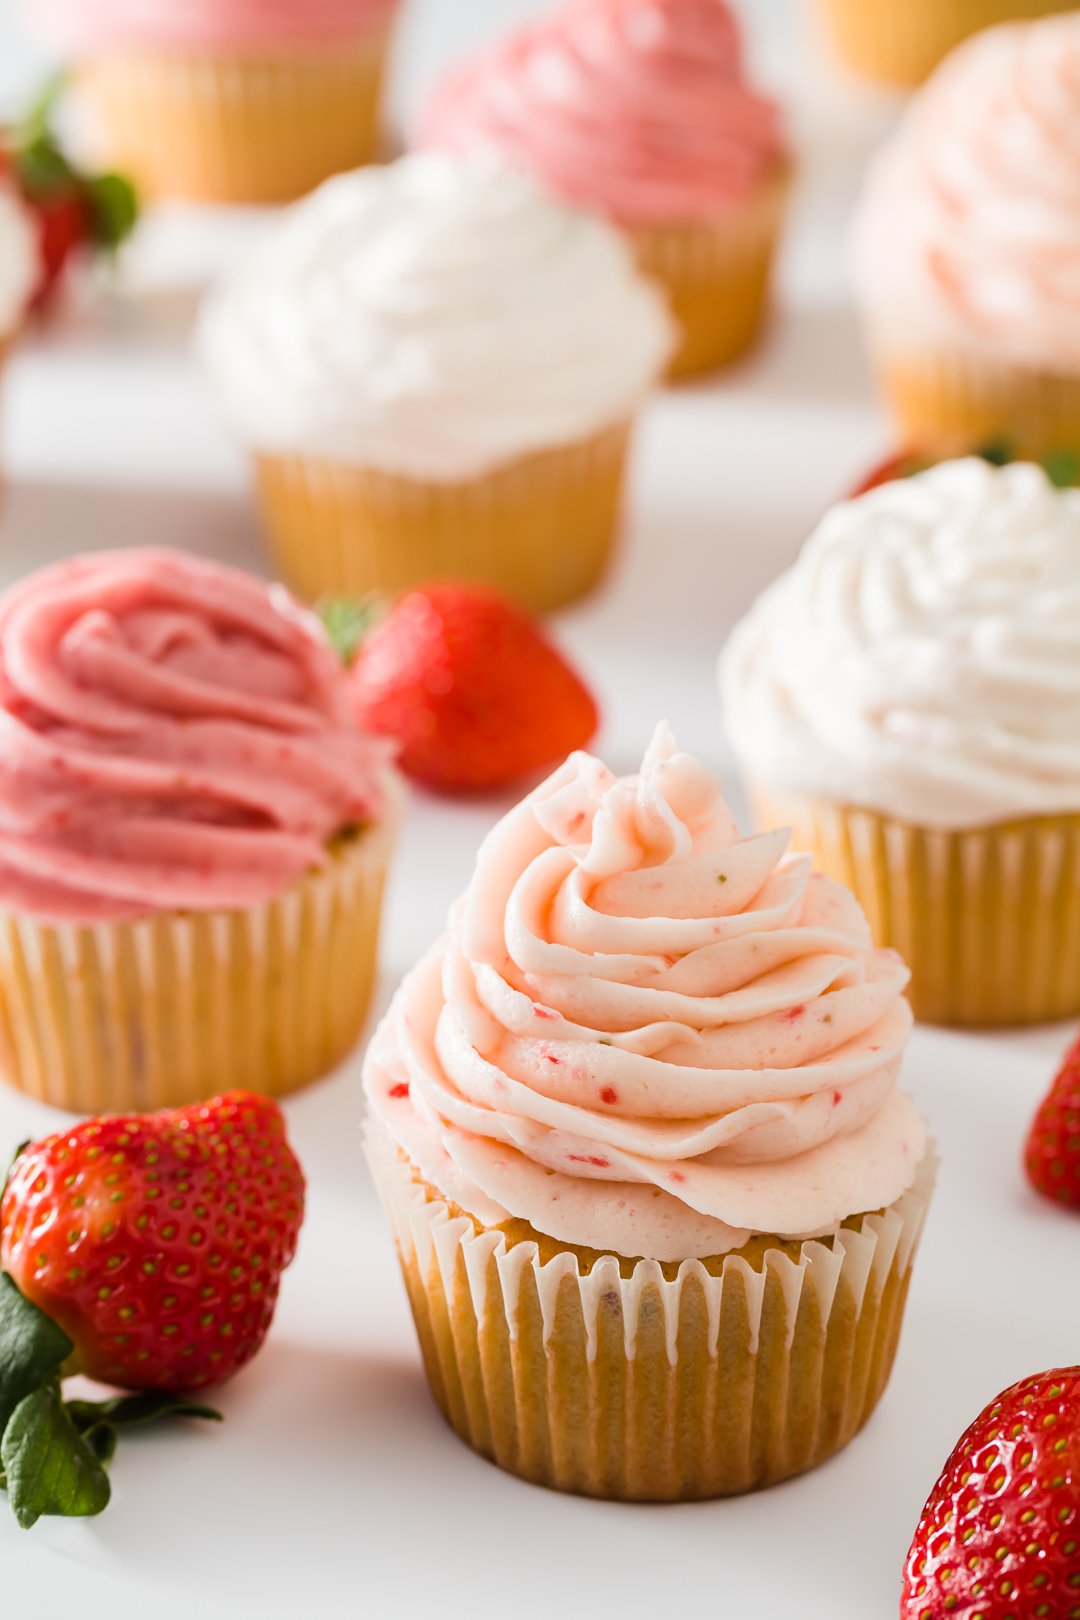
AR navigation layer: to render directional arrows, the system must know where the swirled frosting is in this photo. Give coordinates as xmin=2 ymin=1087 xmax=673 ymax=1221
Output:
xmin=721 ymin=459 xmax=1080 ymax=829
xmin=422 ymin=0 xmax=787 ymax=228
xmin=0 ymin=549 xmax=395 ymax=925
xmin=27 ymin=0 xmax=398 ymax=53
xmin=851 ymin=14 xmax=1080 ymax=368
xmin=199 ymin=153 xmax=673 ymax=480
xmin=0 ymin=181 xmax=38 ymax=338
xmin=364 ymin=727 xmax=923 ymax=1262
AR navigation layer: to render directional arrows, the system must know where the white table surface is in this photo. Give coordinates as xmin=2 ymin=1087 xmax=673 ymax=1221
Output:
xmin=0 ymin=3 xmax=1076 ymax=1616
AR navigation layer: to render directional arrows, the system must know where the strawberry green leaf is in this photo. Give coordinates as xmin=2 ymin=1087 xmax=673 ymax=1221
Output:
xmin=86 ymin=173 xmax=138 ymax=251
xmin=80 ymin=1422 xmax=117 ymax=1468
xmin=2 ymin=1382 xmax=111 ymax=1528
xmin=66 ymin=1393 xmax=222 ymax=1432
xmin=1041 ymin=448 xmax=1080 ymax=489
xmin=316 ymin=595 xmax=383 ymax=666
xmin=0 ymin=1274 xmax=74 ymax=1435
xmin=14 ymin=72 xmax=68 ymax=154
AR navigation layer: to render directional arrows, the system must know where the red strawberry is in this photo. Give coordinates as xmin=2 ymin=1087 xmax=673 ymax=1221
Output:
xmin=900 ymin=1367 xmax=1080 ymax=1620
xmin=342 ymin=583 xmax=599 ymax=792
xmin=1025 ymin=1033 xmax=1080 ymax=1210
xmin=27 ymin=187 xmax=93 ymax=309
xmin=849 ymin=449 xmax=924 ymax=498
xmin=1 ymin=1091 xmax=305 ymax=1393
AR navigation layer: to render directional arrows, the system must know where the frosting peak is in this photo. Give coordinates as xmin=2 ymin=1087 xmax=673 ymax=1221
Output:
xmin=422 ymin=0 xmax=787 ymax=227
xmin=364 ymin=728 xmax=923 ymax=1261
xmin=0 ymin=549 xmax=395 ymax=924
xmin=199 ymin=154 xmax=674 ymax=479
xmin=851 ymin=14 xmax=1080 ymax=367
xmin=721 ymin=458 xmax=1080 ymax=828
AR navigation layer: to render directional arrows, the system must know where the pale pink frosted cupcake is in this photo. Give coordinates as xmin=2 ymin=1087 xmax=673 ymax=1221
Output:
xmin=0 ymin=548 xmax=402 ymax=1113
xmin=27 ymin=0 xmax=402 ymax=203
xmin=422 ymin=0 xmax=790 ymax=380
xmin=363 ymin=726 xmax=936 ymax=1500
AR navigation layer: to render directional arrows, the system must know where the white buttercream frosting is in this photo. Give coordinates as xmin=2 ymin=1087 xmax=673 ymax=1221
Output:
xmin=850 ymin=14 xmax=1080 ymax=369
xmin=363 ymin=726 xmax=923 ymax=1262
xmin=721 ymin=459 xmax=1080 ymax=829
xmin=0 ymin=183 xmax=38 ymax=338
xmin=198 ymin=153 xmax=674 ymax=480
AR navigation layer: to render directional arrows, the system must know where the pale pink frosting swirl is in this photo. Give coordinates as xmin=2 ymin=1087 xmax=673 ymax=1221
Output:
xmin=364 ymin=728 xmax=924 ymax=1262
xmin=421 ymin=0 xmax=787 ymax=227
xmin=851 ymin=14 xmax=1080 ymax=368
xmin=0 ymin=550 xmax=394 ymax=925
xmin=28 ymin=0 xmax=398 ymax=55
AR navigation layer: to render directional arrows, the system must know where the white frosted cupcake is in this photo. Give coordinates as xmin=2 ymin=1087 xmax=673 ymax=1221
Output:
xmin=199 ymin=153 xmax=674 ymax=612
xmin=364 ymin=726 xmax=935 ymax=1500
xmin=851 ymin=15 xmax=1080 ymax=457
xmin=721 ymin=458 xmax=1080 ymax=1027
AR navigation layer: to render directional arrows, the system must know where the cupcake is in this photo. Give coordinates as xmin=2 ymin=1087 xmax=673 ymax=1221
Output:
xmin=721 ymin=458 xmax=1080 ymax=1028
xmin=421 ymin=0 xmax=790 ymax=382
xmin=363 ymin=726 xmax=935 ymax=1501
xmin=811 ymin=0 xmax=1075 ymax=90
xmin=26 ymin=0 xmax=401 ymax=204
xmin=0 ymin=548 xmax=401 ymax=1113
xmin=851 ymin=15 xmax=1080 ymax=458
xmin=199 ymin=154 xmax=674 ymax=613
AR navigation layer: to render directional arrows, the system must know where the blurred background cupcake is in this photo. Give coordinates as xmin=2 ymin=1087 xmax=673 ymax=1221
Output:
xmin=199 ymin=153 xmax=674 ymax=612
xmin=721 ymin=458 xmax=1080 ymax=1028
xmin=0 ymin=547 xmax=401 ymax=1112
xmin=809 ymin=0 xmax=1075 ymax=90
xmin=850 ymin=13 xmax=1080 ymax=458
xmin=364 ymin=727 xmax=935 ymax=1499
xmin=421 ymin=0 xmax=790 ymax=381
xmin=24 ymin=0 xmax=403 ymax=204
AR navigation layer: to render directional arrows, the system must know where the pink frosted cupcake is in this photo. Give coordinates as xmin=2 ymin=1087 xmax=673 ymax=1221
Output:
xmin=0 ymin=548 xmax=401 ymax=1113
xmin=27 ymin=0 xmax=402 ymax=203
xmin=423 ymin=0 xmax=790 ymax=380
xmin=363 ymin=727 xmax=936 ymax=1500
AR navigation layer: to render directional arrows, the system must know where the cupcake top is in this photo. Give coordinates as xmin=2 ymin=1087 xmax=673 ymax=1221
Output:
xmin=850 ymin=14 xmax=1080 ymax=368
xmin=422 ymin=0 xmax=787 ymax=228
xmin=0 ymin=548 xmax=395 ymax=925
xmin=28 ymin=0 xmax=398 ymax=53
xmin=199 ymin=153 xmax=674 ymax=481
xmin=721 ymin=459 xmax=1080 ymax=829
xmin=364 ymin=726 xmax=923 ymax=1263
xmin=0 ymin=181 xmax=39 ymax=339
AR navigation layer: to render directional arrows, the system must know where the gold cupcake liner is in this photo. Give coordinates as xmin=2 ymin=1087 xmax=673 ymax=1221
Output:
xmin=812 ymin=0 xmax=1076 ymax=88
xmin=253 ymin=420 xmax=634 ymax=613
xmin=0 ymin=809 xmax=399 ymax=1114
xmin=868 ymin=338 xmax=1080 ymax=459
xmin=751 ymin=785 xmax=1080 ymax=1027
xmin=365 ymin=1117 xmax=936 ymax=1502
xmin=630 ymin=172 xmax=789 ymax=382
xmin=76 ymin=30 xmax=392 ymax=205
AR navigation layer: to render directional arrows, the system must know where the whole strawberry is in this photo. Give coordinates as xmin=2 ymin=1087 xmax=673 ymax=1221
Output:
xmin=1026 ymin=1033 xmax=1080 ymax=1211
xmin=336 ymin=583 xmax=599 ymax=792
xmin=2 ymin=1091 xmax=305 ymax=1394
xmin=900 ymin=1368 xmax=1080 ymax=1619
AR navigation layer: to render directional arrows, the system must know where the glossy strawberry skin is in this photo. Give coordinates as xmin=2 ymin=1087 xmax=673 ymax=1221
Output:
xmin=1026 ymin=1034 xmax=1080 ymax=1211
xmin=27 ymin=187 xmax=92 ymax=309
xmin=1 ymin=1093 xmax=305 ymax=1393
xmin=900 ymin=1368 xmax=1080 ymax=1620
xmin=350 ymin=583 xmax=599 ymax=792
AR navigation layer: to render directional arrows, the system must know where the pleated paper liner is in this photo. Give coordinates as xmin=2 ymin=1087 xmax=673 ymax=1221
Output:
xmin=867 ymin=338 xmax=1080 ymax=460
xmin=253 ymin=420 xmax=634 ymax=613
xmin=750 ymin=786 xmax=1080 ymax=1027
xmin=75 ymin=29 xmax=392 ymax=205
xmin=811 ymin=0 xmax=1075 ymax=88
xmin=366 ymin=1118 xmax=937 ymax=1502
xmin=0 ymin=808 xmax=399 ymax=1115
xmin=630 ymin=170 xmax=790 ymax=382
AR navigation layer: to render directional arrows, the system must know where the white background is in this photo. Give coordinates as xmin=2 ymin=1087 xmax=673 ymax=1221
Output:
xmin=0 ymin=2 xmax=1076 ymax=1616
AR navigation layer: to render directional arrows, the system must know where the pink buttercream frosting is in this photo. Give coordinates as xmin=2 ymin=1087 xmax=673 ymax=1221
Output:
xmin=28 ymin=0 xmax=398 ymax=55
xmin=851 ymin=14 xmax=1080 ymax=369
xmin=364 ymin=728 xmax=925 ymax=1262
xmin=421 ymin=0 xmax=787 ymax=227
xmin=0 ymin=549 xmax=394 ymax=925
